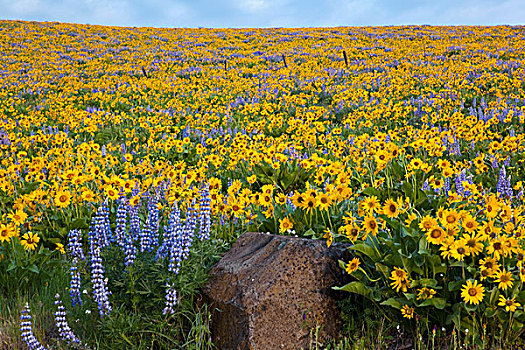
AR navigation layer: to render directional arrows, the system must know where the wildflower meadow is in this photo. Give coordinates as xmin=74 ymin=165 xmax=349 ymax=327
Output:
xmin=0 ymin=20 xmax=525 ymax=349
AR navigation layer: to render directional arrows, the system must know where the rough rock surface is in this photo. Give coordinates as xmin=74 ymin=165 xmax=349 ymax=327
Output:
xmin=200 ymin=232 xmax=351 ymax=350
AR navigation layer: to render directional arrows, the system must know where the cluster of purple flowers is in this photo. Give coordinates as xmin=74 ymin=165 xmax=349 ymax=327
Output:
xmin=159 ymin=202 xmax=184 ymax=314
xmin=454 ymin=169 xmax=472 ymax=197
xmin=62 ymin=184 xmax=212 ymax=319
xmin=20 ymin=303 xmax=48 ymax=350
xmin=448 ymin=136 xmax=461 ymax=156
xmin=88 ymin=203 xmax=112 ymax=316
xmin=198 ymin=186 xmax=211 ymax=241
xmin=54 ymin=294 xmax=82 ymax=346
xmin=497 ymin=166 xmax=513 ymax=198
xmin=114 ymin=193 xmax=128 ymax=248
xmin=68 ymin=229 xmax=84 ymax=306
xmin=161 ymin=188 xmax=212 ymax=314
xmin=90 ymin=245 xmax=112 ymax=316
xmin=166 ymin=203 xmax=184 ymax=274
xmin=125 ymin=187 xmax=141 ymax=268
xmin=140 ymin=192 xmax=160 ymax=252
xmin=182 ymin=199 xmax=197 ymax=261
xmin=162 ymin=281 xmax=178 ymax=315
xmin=89 ymin=201 xmax=111 ymax=251
xmin=422 ymin=179 xmax=430 ymax=191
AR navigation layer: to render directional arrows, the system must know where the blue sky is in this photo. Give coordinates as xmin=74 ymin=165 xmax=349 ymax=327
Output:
xmin=1 ymin=0 xmax=524 ymax=28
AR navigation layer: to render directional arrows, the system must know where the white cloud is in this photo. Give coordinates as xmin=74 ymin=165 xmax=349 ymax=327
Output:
xmin=240 ymin=0 xmax=268 ymax=12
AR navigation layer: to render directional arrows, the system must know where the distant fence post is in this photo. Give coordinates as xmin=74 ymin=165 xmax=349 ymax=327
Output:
xmin=343 ymin=50 xmax=348 ymax=67
xmin=282 ymin=54 xmax=287 ymax=68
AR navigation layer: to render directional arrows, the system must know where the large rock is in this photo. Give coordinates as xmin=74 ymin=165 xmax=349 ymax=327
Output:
xmin=200 ymin=232 xmax=352 ymax=350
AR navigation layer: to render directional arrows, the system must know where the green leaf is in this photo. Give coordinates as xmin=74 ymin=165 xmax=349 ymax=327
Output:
xmin=414 ymin=254 xmax=425 ymax=267
xmin=333 ymin=281 xmax=371 ymax=298
xmin=403 ymin=293 xmax=417 ymax=301
xmin=362 ymin=187 xmax=381 ymax=197
xmin=71 ymin=218 xmax=89 ymax=230
xmin=448 ymin=280 xmax=463 ymax=292
xmin=375 ymin=263 xmax=390 ymax=279
xmin=511 ymin=320 xmax=523 ymax=333
xmin=384 ymin=253 xmax=403 ymax=267
xmin=418 ymin=278 xmax=438 ymax=288
xmin=27 ymin=264 xmax=40 ymax=274
xmin=303 ymin=229 xmax=316 ymax=237
xmin=415 ymin=190 xmax=429 ymax=206
xmin=391 ymin=162 xmax=405 ymax=178
xmin=400 ymin=225 xmax=417 ymax=237
xmin=418 ymin=298 xmax=446 ymax=309
xmin=489 ymin=286 xmax=500 ymax=305
xmin=350 ymin=242 xmax=380 ymax=261
xmin=7 ymin=260 xmax=17 ymax=272
xmin=380 ymin=297 xmax=401 ymax=309
xmin=517 ymin=290 xmax=525 ymax=305
xmin=371 ymin=289 xmax=383 ymax=302
xmin=383 ymin=217 xmax=400 ymax=231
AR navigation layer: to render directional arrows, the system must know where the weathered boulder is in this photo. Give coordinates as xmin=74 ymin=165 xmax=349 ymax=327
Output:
xmin=200 ymin=232 xmax=352 ymax=350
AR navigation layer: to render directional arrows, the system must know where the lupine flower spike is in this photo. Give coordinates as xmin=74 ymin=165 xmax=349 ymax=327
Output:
xmin=20 ymin=303 xmax=48 ymax=350
xmin=54 ymin=294 xmax=82 ymax=346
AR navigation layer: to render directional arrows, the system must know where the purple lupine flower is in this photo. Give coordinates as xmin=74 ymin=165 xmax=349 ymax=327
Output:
xmin=68 ymin=229 xmax=85 ymax=261
xmin=168 ymin=203 xmax=184 ymax=274
xmin=162 ymin=281 xmax=178 ymax=315
xmin=491 ymin=156 xmax=498 ymax=169
xmin=198 ymin=185 xmax=211 ymax=241
xmin=449 ymin=137 xmax=461 ymax=156
xmin=67 ymin=229 xmax=84 ymax=306
xmin=148 ymin=193 xmax=160 ymax=248
xmin=20 ymin=303 xmax=48 ymax=350
xmin=123 ymin=230 xmax=137 ymax=269
xmin=461 ymin=170 xmax=472 ymax=197
xmin=90 ymin=246 xmax=112 ymax=316
xmin=497 ymin=166 xmax=507 ymax=198
xmin=70 ymin=265 xmax=82 ymax=307
xmin=422 ymin=179 xmax=429 ymax=191
xmin=182 ymin=200 xmax=197 ymax=260
xmin=114 ymin=193 xmax=128 ymax=248
xmin=128 ymin=189 xmax=141 ymax=243
xmin=54 ymin=295 xmax=82 ymax=346
xmin=157 ymin=201 xmax=180 ymax=261
xmin=139 ymin=192 xmax=159 ymax=252
xmin=455 ymin=170 xmax=465 ymax=196
xmin=89 ymin=203 xmax=111 ymax=251
xmin=155 ymin=228 xmax=168 ymax=261
xmin=140 ymin=219 xmax=152 ymax=253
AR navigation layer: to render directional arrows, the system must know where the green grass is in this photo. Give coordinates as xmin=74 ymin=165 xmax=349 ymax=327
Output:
xmin=0 ymin=264 xmax=69 ymax=350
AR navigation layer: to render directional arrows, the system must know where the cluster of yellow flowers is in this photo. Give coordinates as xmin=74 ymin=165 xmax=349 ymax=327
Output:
xmin=0 ymin=22 xmax=524 ymax=327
